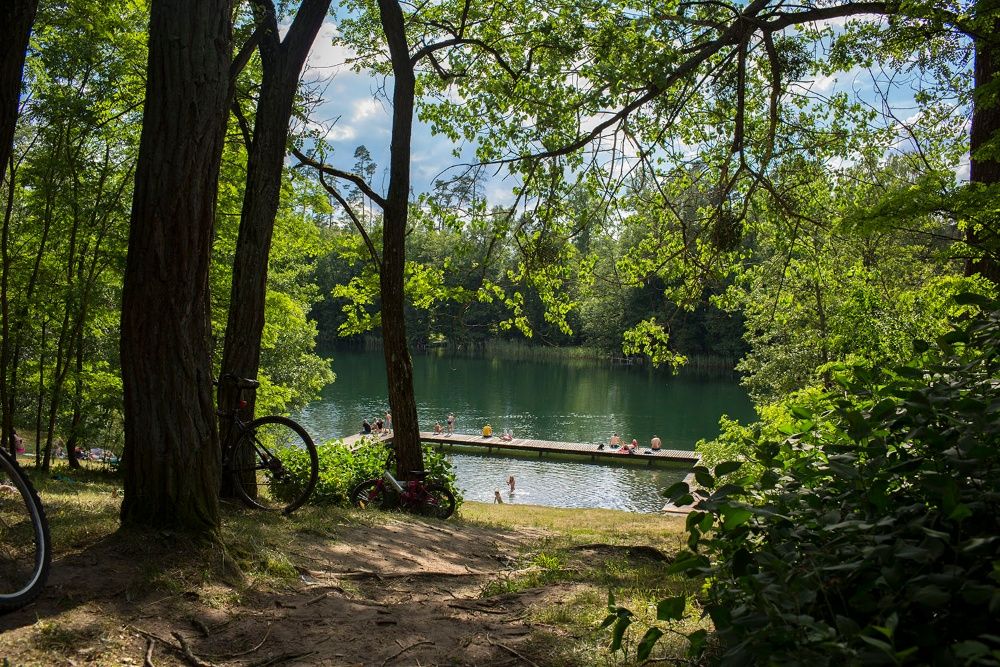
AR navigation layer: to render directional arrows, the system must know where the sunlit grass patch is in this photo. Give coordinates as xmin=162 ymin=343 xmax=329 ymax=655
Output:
xmin=33 ymin=617 xmax=111 ymax=653
xmin=460 ymin=501 xmax=686 ymax=548
xmin=465 ymin=501 xmax=703 ymax=665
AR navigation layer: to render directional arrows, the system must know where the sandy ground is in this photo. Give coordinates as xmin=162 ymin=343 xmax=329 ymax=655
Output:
xmin=0 ymin=516 xmax=577 ymax=667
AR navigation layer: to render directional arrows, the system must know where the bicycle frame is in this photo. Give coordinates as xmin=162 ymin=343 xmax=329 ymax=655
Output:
xmin=381 ymin=469 xmax=406 ymax=494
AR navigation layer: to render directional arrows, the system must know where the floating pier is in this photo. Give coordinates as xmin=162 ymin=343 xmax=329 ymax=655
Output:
xmin=339 ymin=430 xmax=701 ymax=514
xmin=341 ymin=431 xmax=698 ymax=465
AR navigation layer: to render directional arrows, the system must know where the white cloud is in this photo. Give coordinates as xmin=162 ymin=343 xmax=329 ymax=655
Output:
xmin=352 ymin=98 xmax=384 ymax=122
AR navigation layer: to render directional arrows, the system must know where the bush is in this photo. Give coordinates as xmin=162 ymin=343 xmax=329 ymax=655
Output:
xmin=614 ymin=295 xmax=1000 ymax=664
xmin=281 ymin=438 xmax=462 ymax=510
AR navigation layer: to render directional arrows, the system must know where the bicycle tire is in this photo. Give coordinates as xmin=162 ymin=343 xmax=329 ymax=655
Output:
xmin=414 ymin=483 xmax=456 ymax=520
xmin=230 ymin=416 xmax=318 ymax=513
xmin=348 ymin=479 xmax=395 ymax=511
xmin=0 ymin=450 xmax=51 ymax=613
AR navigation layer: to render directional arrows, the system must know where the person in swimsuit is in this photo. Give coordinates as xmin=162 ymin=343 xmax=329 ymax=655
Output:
xmin=446 ymin=413 xmax=455 ymax=435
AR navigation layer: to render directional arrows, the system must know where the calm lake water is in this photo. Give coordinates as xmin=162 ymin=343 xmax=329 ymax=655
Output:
xmin=297 ymin=349 xmax=755 ymax=512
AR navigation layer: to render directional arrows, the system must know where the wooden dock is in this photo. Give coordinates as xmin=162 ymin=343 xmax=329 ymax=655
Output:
xmin=340 ymin=430 xmax=701 ymax=514
xmin=341 ymin=431 xmax=698 ymax=465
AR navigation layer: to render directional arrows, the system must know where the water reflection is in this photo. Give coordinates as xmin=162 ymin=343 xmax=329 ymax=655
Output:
xmin=297 ymin=349 xmax=754 ymax=513
xmin=451 ymin=451 xmax=689 ymax=513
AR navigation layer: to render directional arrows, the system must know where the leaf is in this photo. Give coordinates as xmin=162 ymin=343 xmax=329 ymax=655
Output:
xmin=790 ymin=404 xmax=813 ymax=419
xmin=953 ymin=292 xmax=993 ymax=306
xmin=687 ymin=629 xmax=708 ymax=658
xmin=714 ymin=460 xmax=743 ymax=476
xmin=722 ymin=506 xmax=753 ymax=531
xmin=667 ymin=554 xmax=708 ymax=574
xmin=637 ymin=627 xmax=665 ymax=661
xmin=858 ymin=634 xmax=894 ymax=654
xmin=663 ymin=481 xmax=689 ymax=499
xmin=609 ymin=615 xmax=632 ymax=652
xmin=656 ymin=596 xmax=686 ymax=621
xmin=948 ymin=503 xmax=972 ymax=521
xmin=912 ymin=585 xmax=950 ymax=608
xmin=694 ymin=469 xmax=715 ymax=488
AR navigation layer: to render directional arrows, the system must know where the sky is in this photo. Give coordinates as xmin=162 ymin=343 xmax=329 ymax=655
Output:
xmin=298 ymin=20 xmax=516 ymax=202
xmin=294 ymin=14 xmax=971 ymax=208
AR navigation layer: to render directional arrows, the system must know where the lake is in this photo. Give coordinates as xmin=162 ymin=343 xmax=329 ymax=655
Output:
xmin=297 ymin=349 xmax=755 ymax=512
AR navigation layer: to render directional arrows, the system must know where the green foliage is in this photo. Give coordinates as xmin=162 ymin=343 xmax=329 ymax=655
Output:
xmin=632 ymin=296 xmax=1000 ymax=664
xmin=280 ymin=439 xmax=462 ymax=510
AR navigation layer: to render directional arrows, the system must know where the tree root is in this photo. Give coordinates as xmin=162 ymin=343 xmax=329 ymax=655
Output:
xmin=380 ymin=640 xmax=434 ymax=667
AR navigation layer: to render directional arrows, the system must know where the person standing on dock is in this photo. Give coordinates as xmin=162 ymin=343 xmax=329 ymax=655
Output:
xmin=447 ymin=412 xmax=455 ymax=435
xmin=385 ymin=411 xmax=392 ymax=433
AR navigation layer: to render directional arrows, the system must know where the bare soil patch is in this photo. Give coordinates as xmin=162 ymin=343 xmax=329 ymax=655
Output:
xmin=0 ymin=511 xmax=584 ymax=666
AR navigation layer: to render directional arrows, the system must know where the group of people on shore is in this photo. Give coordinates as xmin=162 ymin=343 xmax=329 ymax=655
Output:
xmin=361 ymin=410 xmax=392 ymax=436
xmin=598 ymin=432 xmax=662 ymax=455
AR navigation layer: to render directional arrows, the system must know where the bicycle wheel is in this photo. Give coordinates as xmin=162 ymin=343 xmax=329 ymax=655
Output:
xmin=415 ymin=483 xmax=456 ymax=520
xmin=349 ymin=479 xmax=395 ymax=511
xmin=0 ymin=451 xmax=50 ymax=613
xmin=230 ymin=416 xmax=318 ymax=513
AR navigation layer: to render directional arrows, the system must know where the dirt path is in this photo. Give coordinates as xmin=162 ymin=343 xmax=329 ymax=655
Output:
xmin=0 ymin=517 xmax=570 ymax=666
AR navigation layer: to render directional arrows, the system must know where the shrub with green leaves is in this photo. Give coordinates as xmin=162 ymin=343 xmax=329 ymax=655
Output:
xmin=616 ymin=294 xmax=1000 ymax=664
xmin=279 ymin=438 xmax=462 ymax=510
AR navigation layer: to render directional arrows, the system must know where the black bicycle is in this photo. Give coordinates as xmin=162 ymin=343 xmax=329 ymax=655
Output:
xmin=216 ymin=374 xmax=319 ymax=513
xmin=0 ymin=447 xmax=50 ymax=613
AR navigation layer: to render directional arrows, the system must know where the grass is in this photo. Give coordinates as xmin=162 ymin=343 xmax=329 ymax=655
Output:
xmin=461 ymin=502 xmax=708 ymax=665
xmin=14 ymin=468 xmax=704 ymax=666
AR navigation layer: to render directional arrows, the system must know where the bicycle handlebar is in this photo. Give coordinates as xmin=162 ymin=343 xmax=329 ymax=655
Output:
xmin=214 ymin=373 xmax=261 ymax=390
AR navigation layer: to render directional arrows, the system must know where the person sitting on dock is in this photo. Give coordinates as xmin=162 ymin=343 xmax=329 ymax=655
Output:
xmin=361 ymin=419 xmax=372 ymax=435
xmin=628 ymin=439 xmax=638 ymax=454
xmin=482 ymin=423 xmax=493 ymax=437
xmin=434 ymin=421 xmax=443 ymax=434
xmin=650 ymin=435 xmax=662 ymax=451
xmin=609 ymin=433 xmax=622 ymax=448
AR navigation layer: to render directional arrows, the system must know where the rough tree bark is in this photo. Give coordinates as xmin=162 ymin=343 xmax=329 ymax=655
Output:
xmin=218 ymin=0 xmax=331 ymax=444
xmin=966 ymin=3 xmax=1000 ymax=284
xmin=0 ymin=0 xmax=39 ymax=179
xmin=119 ymin=0 xmax=232 ymax=534
xmin=377 ymin=0 xmax=423 ymax=479
xmin=0 ymin=0 xmax=40 ymax=454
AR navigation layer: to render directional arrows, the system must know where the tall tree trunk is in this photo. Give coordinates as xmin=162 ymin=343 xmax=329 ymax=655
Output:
xmin=61 ymin=325 xmax=84 ymax=472
xmin=3 ymin=135 xmax=57 ymax=455
xmin=218 ymin=0 xmax=331 ymax=460
xmin=34 ymin=317 xmax=45 ymax=466
xmin=377 ymin=0 xmax=422 ymax=479
xmin=0 ymin=0 xmax=39 ymax=178
xmin=966 ymin=3 xmax=1000 ymax=283
xmin=119 ymin=0 xmax=232 ymax=534
xmin=1 ymin=154 xmax=16 ymax=455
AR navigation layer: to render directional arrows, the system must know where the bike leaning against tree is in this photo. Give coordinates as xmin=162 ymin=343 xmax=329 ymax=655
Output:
xmin=215 ymin=373 xmax=319 ymax=514
xmin=0 ymin=445 xmax=51 ymax=613
xmin=349 ymin=445 xmax=456 ymax=520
